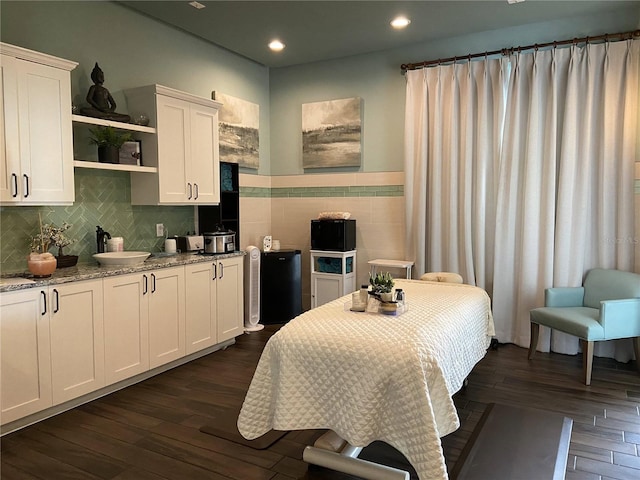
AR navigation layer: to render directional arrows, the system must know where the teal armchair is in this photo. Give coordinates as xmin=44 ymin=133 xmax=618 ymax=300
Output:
xmin=529 ymin=268 xmax=640 ymax=385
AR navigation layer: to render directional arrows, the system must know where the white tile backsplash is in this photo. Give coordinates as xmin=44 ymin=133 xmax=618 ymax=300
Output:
xmin=243 ymin=172 xmax=407 ymax=310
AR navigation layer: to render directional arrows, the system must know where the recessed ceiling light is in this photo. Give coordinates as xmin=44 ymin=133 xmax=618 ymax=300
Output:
xmin=390 ymin=16 xmax=411 ymax=29
xmin=188 ymin=1 xmax=206 ymax=9
xmin=269 ymin=40 xmax=285 ymax=52
xmin=507 ymin=0 xmax=526 ymax=3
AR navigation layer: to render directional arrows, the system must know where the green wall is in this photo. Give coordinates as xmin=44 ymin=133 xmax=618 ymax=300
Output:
xmin=0 ymin=0 xmax=271 ymax=175
xmin=1 ymin=1 xmax=638 ymax=272
xmin=0 ymin=0 xmax=269 ymax=272
xmin=0 ymin=170 xmax=196 ymax=272
xmin=268 ymin=5 xmax=640 ymax=174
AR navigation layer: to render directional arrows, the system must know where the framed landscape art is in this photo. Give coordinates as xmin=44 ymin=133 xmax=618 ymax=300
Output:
xmin=302 ymin=97 xmax=362 ymax=168
xmin=213 ymin=91 xmax=259 ymax=169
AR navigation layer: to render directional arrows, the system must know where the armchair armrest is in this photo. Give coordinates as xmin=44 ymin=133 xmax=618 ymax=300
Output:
xmin=600 ymin=298 xmax=640 ymax=339
xmin=545 ymin=287 xmax=585 ymax=307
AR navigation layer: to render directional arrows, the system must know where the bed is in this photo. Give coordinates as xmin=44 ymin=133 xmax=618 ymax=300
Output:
xmin=237 ymin=279 xmax=495 ymax=480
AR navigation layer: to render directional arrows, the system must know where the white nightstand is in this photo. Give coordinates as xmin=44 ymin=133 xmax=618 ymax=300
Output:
xmin=368 ymin=259 xmax=414 ymax=279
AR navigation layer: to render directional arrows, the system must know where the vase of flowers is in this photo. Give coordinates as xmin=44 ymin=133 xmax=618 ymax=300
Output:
xmin=29 ymin=216 xmax=78 ymax=273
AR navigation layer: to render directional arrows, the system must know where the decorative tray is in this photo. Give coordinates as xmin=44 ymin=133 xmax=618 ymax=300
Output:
xmin=344 ymin=299 xmax=408 ymax=316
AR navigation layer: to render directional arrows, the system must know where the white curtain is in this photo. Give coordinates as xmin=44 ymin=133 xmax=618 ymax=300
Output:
xmin=404 ymin=58 xmax=507 ymax=291
xmin=552 ymin=41 xmax=639 ymax=360
xmin=491 ymin=49 xmax=565 ymax=347
xmin=405 ymin=39 xmax=639 ymax=361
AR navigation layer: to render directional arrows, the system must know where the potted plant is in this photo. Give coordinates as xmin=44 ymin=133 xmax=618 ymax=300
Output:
xmin=30 ymin=219 xmax=78 ymax=269
xmin=27 ymin=214 xmax=56 ymax=277
xmin=88 ymin=126 xmax=132 ymax=163
xmin=369 ymin=271 xmax=395 ymax=302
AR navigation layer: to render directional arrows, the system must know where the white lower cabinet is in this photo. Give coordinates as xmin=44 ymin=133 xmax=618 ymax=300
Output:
xmin=312 ymin=275 xmax=346 ymax=308
xmin=185 ymin=256 xmax=244 ymax=353
xmin=49 ymin=280 xmax=104 ymax=404
xmin=103 ymin=273 xmax=150 ymax=385
xmin=148 ymin=267 xmax=185 ymax=369
xmin=185 ymin=262 xmax=217 ymax=354
xmin=1 ymin=279 xmax=104 ymax=425
xmin=1 ymin=256 xmax=242 ymax=428
xmin=0 ymin=289 xmax=52 ymax=425
xmin=103 ymin=266 xmax=185 ymax=385
xmin=217 ymin=256 xmax=244 ymax=342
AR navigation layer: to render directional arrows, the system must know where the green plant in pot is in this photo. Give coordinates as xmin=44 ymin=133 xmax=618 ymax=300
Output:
xmin=88 ymin=126 xmax=132 ymax=164
xmin=369 ymin=271 xmax=395 ymax=302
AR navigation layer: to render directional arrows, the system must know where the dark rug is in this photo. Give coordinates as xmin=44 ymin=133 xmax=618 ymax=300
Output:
xmin=358 ymin=442 xmax=419 ymax=479
xmin=199 ymin=412 xmax=287 ymax=450
xmin=200 ymin=414 xmax=418 ymax=476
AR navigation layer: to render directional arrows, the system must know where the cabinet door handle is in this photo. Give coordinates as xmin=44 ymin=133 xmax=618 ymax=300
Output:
xmin=194 ymin=183 xmax=199 ymax=200
xmin=212 ymin=262 xmax=217 ymax=280
xmin=11 ymin=173 xmax=17 ymax=197
xmin=151 ymin=273 xmax=156 ymax=293
xmin=23 ymin=174 xmax=29 ymax=198
xmin=187 ymin=183 xmax=193 ymax=200
xmin=41 ymin=291 xmax=47 ymax=315
xmin=219 ymin=262 xmax=224 ymax=279
xmin=53 ymin=289 xmax=59 ymax=313
xmin=143 ymin=274 xmax=148 ymax=295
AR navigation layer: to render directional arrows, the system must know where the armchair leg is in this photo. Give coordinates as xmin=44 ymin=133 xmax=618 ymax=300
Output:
xmin=633 ymin=337 xmax=640 ymax=374
xmin=581 ymin=340 xmax=594 ymax=386
xmin=528 ymin=323 xmax=540 ymax=360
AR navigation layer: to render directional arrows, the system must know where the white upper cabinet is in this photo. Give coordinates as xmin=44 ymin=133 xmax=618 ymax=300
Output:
xmin=125 ymin=84 xmax=221 ymax=205
xmin=0 ymin=43 xmax=77 ymax=205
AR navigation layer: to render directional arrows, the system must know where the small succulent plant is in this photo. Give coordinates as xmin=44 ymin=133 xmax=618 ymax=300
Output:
xmin=369 ymin=271 xmax=395 ymax=294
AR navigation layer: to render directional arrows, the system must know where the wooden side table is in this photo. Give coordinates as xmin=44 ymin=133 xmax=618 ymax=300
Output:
xmin=367 ymin=259 xmax=414 ymax=279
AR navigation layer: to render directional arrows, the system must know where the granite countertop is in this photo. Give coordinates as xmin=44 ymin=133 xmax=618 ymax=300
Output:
xmin=0 ymin=251 xmax=245 ymax=293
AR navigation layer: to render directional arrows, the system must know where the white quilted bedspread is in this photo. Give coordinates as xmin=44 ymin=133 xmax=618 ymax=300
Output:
xmin=238 ymin=279 xmax=495 ymax=480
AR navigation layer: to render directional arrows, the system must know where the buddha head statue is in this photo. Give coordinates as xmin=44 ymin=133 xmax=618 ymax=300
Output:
xmin=90 ymin=63 xmax=104 ymax=85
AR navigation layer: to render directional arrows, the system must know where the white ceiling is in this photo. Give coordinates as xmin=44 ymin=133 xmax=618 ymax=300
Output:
xmin=119 ymin=1 xmax=639 ymax=68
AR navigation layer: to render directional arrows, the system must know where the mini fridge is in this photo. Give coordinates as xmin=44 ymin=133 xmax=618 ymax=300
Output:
xmin=261 ymin=250 xmax=302 ymax=324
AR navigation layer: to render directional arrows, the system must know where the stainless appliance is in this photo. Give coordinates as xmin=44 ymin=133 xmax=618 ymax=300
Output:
xmin=176 ymin=235 xmax=204 ymax=252
xmin=203 ymin=230 xmax=236 ymax=253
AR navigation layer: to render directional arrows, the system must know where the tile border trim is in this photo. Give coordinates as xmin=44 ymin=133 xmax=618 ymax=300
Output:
xmin=240 ymin=185 xmax=404 ymax=198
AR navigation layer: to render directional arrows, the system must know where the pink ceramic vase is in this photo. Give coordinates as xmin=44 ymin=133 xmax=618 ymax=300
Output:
xmin=27 ymin=253 xmax=57 ymax=278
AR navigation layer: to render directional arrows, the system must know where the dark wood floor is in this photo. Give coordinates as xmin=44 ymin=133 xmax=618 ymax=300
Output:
xmin=2 ymin=324 xmax=640 ymax=480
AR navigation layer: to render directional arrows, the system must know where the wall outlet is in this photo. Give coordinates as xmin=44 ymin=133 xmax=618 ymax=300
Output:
xmin=156 ymin=223 xmax=164 ymax=237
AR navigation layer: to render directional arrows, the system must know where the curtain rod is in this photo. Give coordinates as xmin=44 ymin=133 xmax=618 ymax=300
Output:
xmin=400 ymin=29 xmax=640 ymax=72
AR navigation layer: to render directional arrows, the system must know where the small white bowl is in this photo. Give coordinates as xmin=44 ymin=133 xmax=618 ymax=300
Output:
xmin=93 ymin=251 xmax=151 ymax=266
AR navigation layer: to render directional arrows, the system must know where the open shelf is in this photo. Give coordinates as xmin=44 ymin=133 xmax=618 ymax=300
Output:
xmin=73 ymin=160 xmax=157 ymax=173
xmin=198 ymin=162 xmax=240 ymax=244
xmin=72 ymin=115 xmax=157 ymax=173
xmin=72 ymin=114 xmax=156 ymax=134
